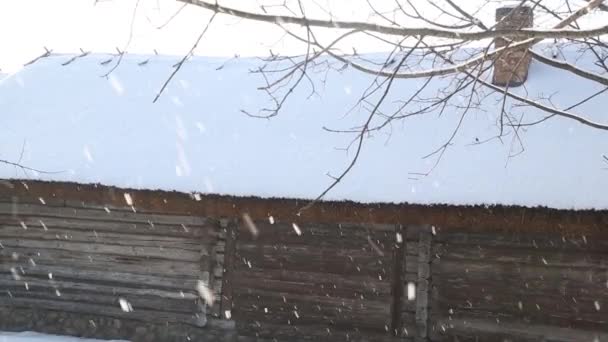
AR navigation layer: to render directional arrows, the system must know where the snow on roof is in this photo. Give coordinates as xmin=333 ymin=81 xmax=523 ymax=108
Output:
xmin=0 ymin=51 xmax=607 ymax=210
xmin=0 ymin=331 xmax=126 ymax=341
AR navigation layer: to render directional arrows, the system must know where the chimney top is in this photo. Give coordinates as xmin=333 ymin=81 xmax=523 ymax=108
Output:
xmin=492 ymin=6 xmax=534 ymax=87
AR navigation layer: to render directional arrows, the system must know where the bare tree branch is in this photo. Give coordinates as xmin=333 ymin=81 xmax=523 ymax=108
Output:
xmin=300 ymin=38 xmax=422 ymax=212
xmin=179 ymin=0 xmax=608 ymax=41
xmin=153 ymin=13 xmax=217 ymax=103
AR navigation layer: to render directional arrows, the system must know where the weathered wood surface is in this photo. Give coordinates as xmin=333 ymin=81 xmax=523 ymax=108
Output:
xmin=431 ymin=317 xmax=608 ymax=342
xmin=220 ymin=220 xmax=238 ymax=319
xmin=235 ymin=320 xmax=412 ymax=342
xmin=0 ymin=201 xmax=220 ymax=327
xmin=391 ymin=225 xmax=405 ymax=336
xmin=232 ymin=220 xmax=397 ymax=339
xmin=0 ymin=215 xmax=214 ymax=238
xmin=430 ymin=229 xmax=608 ymax=340
xmin=415 ymin=228 xmax=432 ymax=341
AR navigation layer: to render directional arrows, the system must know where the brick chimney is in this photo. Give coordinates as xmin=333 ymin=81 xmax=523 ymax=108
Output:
xmin=492 ymin=6 xmax=534 ymax=86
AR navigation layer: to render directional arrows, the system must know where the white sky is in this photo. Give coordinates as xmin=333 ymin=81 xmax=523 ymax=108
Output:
xmin=0 ymin=0 xmax=605 ymax=72
xmin=0 ymin=0 xmax=369 ymax=72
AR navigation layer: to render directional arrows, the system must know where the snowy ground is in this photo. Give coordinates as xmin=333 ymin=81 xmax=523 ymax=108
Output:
xmin=0 ymin=331 xmax=126 ymax=342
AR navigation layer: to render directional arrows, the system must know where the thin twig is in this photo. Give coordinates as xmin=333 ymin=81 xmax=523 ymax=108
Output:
xmin=153 ymin=13 xmax=217 ymax=103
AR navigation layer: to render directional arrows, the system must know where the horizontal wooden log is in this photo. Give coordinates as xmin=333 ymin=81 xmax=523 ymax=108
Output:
xmin=0 ymin=297 xmax=199 ymax=325
xmin=235 ymin=247 xmax=391 ymax=278
xmin=0 ymin=203 xmax=207 ymax=226
xmin=0 ymin=225 xmax=203 ymax=250
xmin=0 ymin=275 xmax=198 ymax=300
xmin=234 ymin=291 xmax=390 ymax=332
xmin=0 ymin=264 xmax=198 ymax=291
xmin=236 ymin=320 xmax=402 ymax=342
xmin=233 ymin=270 xmax=390 ymax=299
xmin=432 ymin=311 xmax=608 ymax=342
xmin=433 ymin=231 xmax=608 ymax=252
xmin=2 ymin=247 xmax=200 ymax=277
xmin=433 ymin=261 xmax=608 ymax=298
xmin=433 ymin=243 xmax=608 ymax=269
xmin=0 ymin=215 xmax=215 ymax=238
xmin=3 ymin=287 xmax=198 ymax=314
xmin=0 ymin=238 xmax=200 ymax=261
xmin=237 ymin=221 xmax=394 ymax=244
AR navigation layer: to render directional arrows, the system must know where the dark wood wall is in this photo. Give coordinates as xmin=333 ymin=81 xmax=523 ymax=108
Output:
xmin=0 ymin=200 xmax=223 ymax=327
xmin=232 ymin=220 xmax=397 ymax=340
xmin=428 ymin=227 xmax=608 ymax=341
xmin=1 ymin=180 xmax=608 ymax=341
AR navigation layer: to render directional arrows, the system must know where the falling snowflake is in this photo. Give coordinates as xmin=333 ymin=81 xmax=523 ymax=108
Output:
xmin=242 ymin=213 xmax=259 ymax=237
xmin=83 ymin=145 xmax=94 ymax=163
xmin=105 ymin=71 xmax=124 ymax=94
xmin=119 ymin=298 xmax=133 ymax=312
xmin=407 ymin=282 xmax=416 ymax=300
xmin=123 ymin=193 xmax=133 ymax=206
xmin=292 ymin=223 xmax=302 ymax=236
xmin=197 ymin=280 xmax=215 ymax=306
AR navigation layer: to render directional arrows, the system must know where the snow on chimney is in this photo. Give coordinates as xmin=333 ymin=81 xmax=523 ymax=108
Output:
xmin=492 ymin=6 xmax=534 ymax=87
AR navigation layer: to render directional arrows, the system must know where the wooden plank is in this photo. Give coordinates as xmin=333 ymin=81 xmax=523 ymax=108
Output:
xmin=237 ymin=221 xmax=394 ymax=244
xmin=208 ymin=220 xmax=224 ymax=318
xmin=0 ymin=275 xmax=198 ymax=300
xmin=196 ymin=219 xmax=214 ymax=326
xmin=236 ymin=321 xmax=401 ymax=342
xmin=232 ymin=274 xmax=389 ymax=300
xmin=0 ymin=264 xmax=198 ymax=290
xmin=2 ymin=247 xmax=200 ymax=277
xmin=0 ymin=225 xmax=203 ymax=249
xmin=0 ymin=238 xmax=200 ymax=261
xmin=391 ymin=224 xmax=405 ymax=336
xmin=434 ymin=230 xmax=608 ymax=252
xmin=0 ymin=215 xmax=212 ymax=238
xmin=415 ymin=228 xmax=432 ymax=340
xmin=432 ymin=259 xmax=608 ymax=296
xmin=3 ymin=287 xmax=198 ymax=313
xmin=235 ymin=246 xmax=392 ymax=278
xmin=431 ymin=316 xmax=608 ymax=342
xmin=0 ymin=203 xmax=207 ymax=226
xmin=433 ymin=243 xmax=608 ymax=269
xmin=0 ymin=297 xmax=198 ymax=325
xmin=234 ymin=291 xmax=391 ymax=331
xmin=221 ymin=219 xmax=238 ymax=320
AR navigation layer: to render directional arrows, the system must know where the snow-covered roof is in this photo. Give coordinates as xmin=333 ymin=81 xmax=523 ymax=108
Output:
xmin=0 ymin=331 xmax=125 ymax=341
xmin=0 ymin=52 xmax=607 ymax=210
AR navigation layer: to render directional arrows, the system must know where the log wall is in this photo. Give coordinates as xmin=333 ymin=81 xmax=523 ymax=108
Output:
xmin=2 ymin=180 xmax=608 ymax=341
xmin=0 ymin=199 xmax=223 ymax=329
xmin=428 ymin=227 xmax=608 ymax=341
xmin=231 ymin=220 xmax=398 ymax=340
